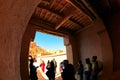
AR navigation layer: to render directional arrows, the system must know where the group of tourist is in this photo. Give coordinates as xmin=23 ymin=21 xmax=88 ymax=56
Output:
xmin=77 ymin=56 xmax=103 ymax=80
xmin=29 ymin=56 xmax=103 ymax=80
xmin=29 ymin=56 xmax=57 ymax=80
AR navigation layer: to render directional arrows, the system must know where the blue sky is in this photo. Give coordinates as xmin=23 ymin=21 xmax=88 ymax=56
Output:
xmin=34 ymin=32 xmax=66 ymax=50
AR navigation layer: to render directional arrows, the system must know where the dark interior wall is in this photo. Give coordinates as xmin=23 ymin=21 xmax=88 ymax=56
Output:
xmin=106 ymin=11 xmax=120 ymax=71
xmin=68 ymin=34 xmax=80 ymax=71
xmin=76 ymin=26 xmax=102 ymax=64
xmin=76 ymin=19 xmax=106 ymax=64
xmin=76 ymin=19 xmax=113 ymax=79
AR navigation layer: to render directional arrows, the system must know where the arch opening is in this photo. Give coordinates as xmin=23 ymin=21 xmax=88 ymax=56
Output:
xmin=28 ymin=31 xmax=67 ymax=79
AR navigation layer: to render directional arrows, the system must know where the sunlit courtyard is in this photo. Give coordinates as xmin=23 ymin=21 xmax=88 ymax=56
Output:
xmin=35 ymin=53 xmax=67 ymax=80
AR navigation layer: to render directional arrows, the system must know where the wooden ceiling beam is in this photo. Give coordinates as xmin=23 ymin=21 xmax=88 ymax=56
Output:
xmin=81 ymin=0 xmax=98 ymax=18
xmin=38 ymin=2 xmax=85 ymax=30
xmin=31 ymin=17 xmax=54 ymax=27
xmin=69 ymin=18 xmax=84 ymax=28
xmin=59 ymin=2 xmax=68 ymax=12
xmin=55 ymin=9 xmax=77 ymax=30
xmin=38 ymin=5 xmax=64 ymax=17
xmin=42 ymin=0 xmax=51 ymax=3
xmin=29 ymin=17 xmax=69 ymax=36
xmin=75 ymin=23 xmax=94 ymax=34
xmin=66 ymin=0 xmax=96 ymax=21
xmin=55 ymin=14 xmax=72 ymax=30
xmin=55 ymin=12 xmax=74 ymax=30
xmin=36 ymin=26 xmax=65 ymax=37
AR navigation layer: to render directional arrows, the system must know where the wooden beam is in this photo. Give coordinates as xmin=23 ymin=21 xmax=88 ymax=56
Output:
xmin=29 ymin=17 xmax=69 ymax=36
xmin=30 ymin=17 xmax=54 ymax=27
xmin=55 ymin=10 xmax=77 ymax=30
xmin=59 ymin=3 xmax=68 ymax=12
xmin=81 ymin=0 xmax=98 ymax=18
xmin=42 ymin=0 xmax=51 ymax=3
xmin=66 ymin=0 xmax=96 ymax=21
xmin=74 ymin=23 xmax=94 ymax=34
xmin=38 ymin=3 xmax=83 ymax=30
xmin=55 ymin=14 xmax=72 ymax=30
xmin=38 ymin=5 xmax=64 ymax=17
xmin=36 ymin=26 xmax=65 ymax=37
xmin=32 ymin=16 xmax=53 ymax=24
xmin=69 ymin=18 xmax=84 ymax=28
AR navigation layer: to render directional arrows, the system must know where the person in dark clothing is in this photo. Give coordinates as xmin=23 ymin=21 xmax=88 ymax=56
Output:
xmin=91 ymin=56 xmax=99 ymax=80
xmin=84 ymin=58 xmax=92 ymax=80
xmin=77 ymin=60 xmax=84 ymax=80
xmin=46 ymin=60 xmax=55 ymax=80
xmin=52 ymin=58 xmax=57 ymax=73
xmin=61 ymin=60 xmax=76 ymax=80
xmin=29 ymin=58 xmax=38 ymax=80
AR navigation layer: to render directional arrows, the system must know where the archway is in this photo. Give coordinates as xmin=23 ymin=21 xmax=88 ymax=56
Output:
xmin=20 ymin=22 xmax=75 ymax=80
xmin=28 ymin=31 xmax=67 ymax=79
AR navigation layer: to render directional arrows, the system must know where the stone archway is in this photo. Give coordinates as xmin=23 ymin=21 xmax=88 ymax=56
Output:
xmin=20 ymin=25 xmax=71 ymax=80
xmin=0 ymin=0 xmax=41 ymax=80
xmin=20 ymin=24 xmax=36 ymax=80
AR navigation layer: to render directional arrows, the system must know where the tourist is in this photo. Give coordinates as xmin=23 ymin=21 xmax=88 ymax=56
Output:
xmin=84 ymin=58 xmax=92 ymax=80
xmin=40 ymin=60 xmax=45 ymax=72
xmin=46 ymin=60 xmax=55 ymax=80
xmin=77 ymin=60 xmax=84 ymax=80
xmin=61 ymin=60 xmax=76 ymax=80
xmin=29 ymin=58 xmax=38 ymax=80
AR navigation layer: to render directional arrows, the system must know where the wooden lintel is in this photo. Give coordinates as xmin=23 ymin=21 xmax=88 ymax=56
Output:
xmin=36 ymin=26 xmax=65 ymax=37
xmin=29 ymin=18 xmax=69 ymax=37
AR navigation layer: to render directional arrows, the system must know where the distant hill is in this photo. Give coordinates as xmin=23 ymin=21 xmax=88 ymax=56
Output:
xmin=29 ymin=42 xmax=65 ymax=58
xmin=29 ymin=42 xmax=51 ymax=57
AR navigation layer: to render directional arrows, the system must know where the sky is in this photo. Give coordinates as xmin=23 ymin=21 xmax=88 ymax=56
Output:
xmin=34 ymin=32 xmax=66 ymax=50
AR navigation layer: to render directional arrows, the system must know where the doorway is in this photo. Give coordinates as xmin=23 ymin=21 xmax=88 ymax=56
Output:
xmin=28 ymin=31 xmax=67 ymax=80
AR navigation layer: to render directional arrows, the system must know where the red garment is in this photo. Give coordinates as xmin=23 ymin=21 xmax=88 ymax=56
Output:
xmin=40 ymin=63 xmax=45 ymax=72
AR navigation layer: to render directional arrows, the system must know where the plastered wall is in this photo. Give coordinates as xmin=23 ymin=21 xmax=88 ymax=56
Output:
xmin=75 ymin=19 xmax=113 ymax=79
xmin=0 ymin=0 xmax=40 ymax=80
xmin=105 ymin=11 xmax=120 ymax=79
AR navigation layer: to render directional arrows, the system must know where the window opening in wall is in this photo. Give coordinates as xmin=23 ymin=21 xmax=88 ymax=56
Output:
xmin=28 ymin=31 xmax=67 ymax=80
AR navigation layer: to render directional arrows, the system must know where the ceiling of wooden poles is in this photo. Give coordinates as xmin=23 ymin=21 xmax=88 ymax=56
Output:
xmin=29 ymin=0 xmax=117 ymax=37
